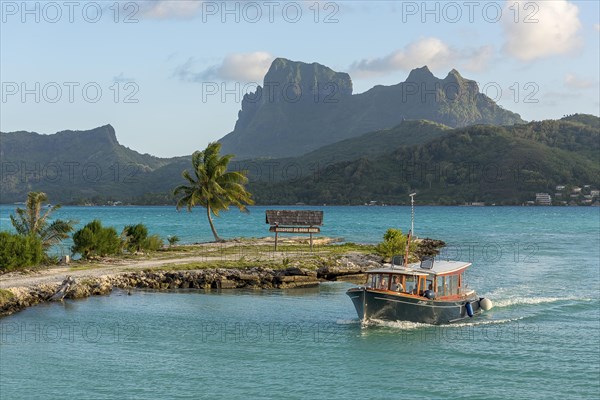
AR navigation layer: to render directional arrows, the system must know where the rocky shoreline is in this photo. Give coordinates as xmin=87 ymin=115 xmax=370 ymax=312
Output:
xmin=0 ymin=254 xmax=382 ymax=318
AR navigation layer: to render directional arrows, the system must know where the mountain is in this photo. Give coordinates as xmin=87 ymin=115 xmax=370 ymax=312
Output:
xmin=0 ymin=125 xmax=176 ymax=203
xmin=218 ymin=58 xmax=524 ymax=159
xmin=229 ymin=119 xmax=453 ymax=185
xmin=296 ymin=119 xmax=452 ymax=165
xmin=2 ymin=116 xmax=596 ymax=206
xmin=246 ymin=116 xmax=600 ymax=205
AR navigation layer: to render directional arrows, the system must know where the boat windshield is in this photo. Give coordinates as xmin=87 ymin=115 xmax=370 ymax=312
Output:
xmin=404 ymin=276 xmax=418 ymax=294
xmin=435 ymin=274 xmax=463 ymax=297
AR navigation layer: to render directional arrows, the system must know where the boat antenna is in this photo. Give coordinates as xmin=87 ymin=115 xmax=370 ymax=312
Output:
xmin=409 ymin=192 xmax=416 ymax=237
xmin=404 ymin=229 xmax=412 ymax=267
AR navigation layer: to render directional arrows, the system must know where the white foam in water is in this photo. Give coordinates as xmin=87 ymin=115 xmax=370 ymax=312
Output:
xmin=491 ymin=296 xmax=591 ymax=308
xmin=364 ymin=316 xmax=524 ymax=330
xmin=335 ymin=319 xmax=361 ymax=325
xmin=363 ymin=319 xmax=433 ymax=330
xmin=449 ymin=316 xmax=525 ymax=327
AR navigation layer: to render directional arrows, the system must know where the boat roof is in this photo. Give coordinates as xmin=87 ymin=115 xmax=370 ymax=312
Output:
xmin=368 ymin=259 xmax=472 ymax=276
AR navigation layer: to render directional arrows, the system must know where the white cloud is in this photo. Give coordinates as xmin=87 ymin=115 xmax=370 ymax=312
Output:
xmin=594 ymin=23 xmax=600 ymax=32
xmin=140 ymin=1 xmax=203 ymax=19
xmin=217 ymin=52 xmax=275 ymax=82
xmin=350 ymin=38 xmax=451 ymax=77
xmin=174 ymin=52 xmax=274 ymax=83
xmin=349 ymin=38 xmax=493 ymax=78
xmin=565 ymin=73 xmax=596 ymax=90
xmin=502 ymin=0 xmax=582 ymax=61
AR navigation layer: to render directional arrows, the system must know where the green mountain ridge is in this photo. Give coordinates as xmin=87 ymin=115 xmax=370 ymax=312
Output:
xmin=0 ymin=125 xmax=174 ymax=203
xmin=1 ymin=115 xmax=597 ymax=205
xmin=247 ymin=117 xmax=600 ymax=205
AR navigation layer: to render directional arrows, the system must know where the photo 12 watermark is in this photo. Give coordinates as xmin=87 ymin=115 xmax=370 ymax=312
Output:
xmin=1 ymin=81 xmax=139 ymax=104
xmin=198 ymin=79 xmax=539 ymax=105
xmin=399 ymin=1 xmax=539 ymax=24
xmin=439 ymin=241 xmax=541 ymax=264
xmin=197 ymin=1 xmax=340 ymax=24
xmin=1 ymin=1 xmax=140 ymax=23
xmin=198 ymin=321 xmax=344 ymax=344
xmin=1 ymin=161 xmax=144 ymax=184
xmin=0 ymin=321 xmax=139 ymax=344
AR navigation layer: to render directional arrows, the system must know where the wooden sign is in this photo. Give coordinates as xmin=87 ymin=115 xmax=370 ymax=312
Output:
xmin=265 ymin=210 xmax=323 ymax=226
xmin=266 ymin=210 xmax=324 ymax=251
xmin=269 ymin=226 xmax=321 ymax=234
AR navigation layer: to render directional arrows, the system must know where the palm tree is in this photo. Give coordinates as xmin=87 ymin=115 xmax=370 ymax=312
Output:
xmin=10 ymin=192 xmax=77 ymax=251
xmin=173 ymin=142 xmax=254 ymax=242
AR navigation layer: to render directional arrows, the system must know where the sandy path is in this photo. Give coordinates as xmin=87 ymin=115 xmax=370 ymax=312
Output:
xmin=0 ymin=255 xmax=231 ymax=289
xmin=0 ymin=237 xmax=334 ymax=289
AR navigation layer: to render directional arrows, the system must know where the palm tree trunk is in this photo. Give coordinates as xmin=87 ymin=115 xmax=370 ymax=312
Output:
xmin=206 ymin=205 xmax=221 ymax=242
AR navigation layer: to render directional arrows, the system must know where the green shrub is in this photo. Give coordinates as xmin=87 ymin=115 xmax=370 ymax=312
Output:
xmin=122 ymin=224 xmax=149 ymax=253
xmin=72 ymin=220 xmax=122 ymax=259
xmin=375 ymin=228 xmax=416 ymax=261
xmin=0 ymin=232 xmax=43 ymax=271
xmin=122 ymin=224 xmax=163 ymax=253
xmin=167 ymin=236 xmax=180 ymax=246
xmin=143 ymin=234 xmax=164 ymax=252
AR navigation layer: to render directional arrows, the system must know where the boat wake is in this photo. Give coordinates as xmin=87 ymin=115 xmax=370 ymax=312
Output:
xmin=491 ymin=296 xmax=593 ymax=308
xmin=364 ymin=316 xmax=525 ymax=330
xmin=364 ymin=319 xmax=433 ymax=330
xmin=335 ymin=319 xmax=361 ymax=325
xmin=448 ymin=316 xmax=525 ymax=327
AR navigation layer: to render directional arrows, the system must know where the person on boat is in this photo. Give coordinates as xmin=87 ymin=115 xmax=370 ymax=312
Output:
xmin=391 ymin=276 xmax=403 ymax=292
xmin=379 ymin=277 xmax=388 ymax=290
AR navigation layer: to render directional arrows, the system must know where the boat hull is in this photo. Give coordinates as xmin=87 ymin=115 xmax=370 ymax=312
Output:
xmin=347 ymin=288 xmax=482 ymax=325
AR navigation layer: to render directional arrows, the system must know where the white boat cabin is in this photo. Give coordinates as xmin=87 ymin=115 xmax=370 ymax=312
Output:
xmin=365 ymin=259 xmax=473 ymax=300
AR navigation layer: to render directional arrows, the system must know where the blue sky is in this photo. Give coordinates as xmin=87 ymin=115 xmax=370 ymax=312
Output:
xmin=1 ymin=0 xmax=599 ymax=157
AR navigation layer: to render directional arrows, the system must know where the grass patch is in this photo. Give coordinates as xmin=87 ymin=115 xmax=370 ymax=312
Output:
xmin=126 ymin=256 xmax=329 ymax=273
xmin=0 ymin=289 xmax=15 ymax=305
xmin=126 ymin=260 xmax=271 ymax=272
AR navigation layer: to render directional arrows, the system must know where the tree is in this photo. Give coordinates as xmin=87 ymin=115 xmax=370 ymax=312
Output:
xmin=122 ymin=223 xmax=163 ymax=253
xmin=72 ymin=220 xmax=122 ymax=259
xmin=376 ymin=228 xmax=407 ymax=260
xmin=122 ymin=224 xmax=148 ymax=253
xmin=173 ymin=142 xmax=254 ymax=242
xmin=375 ymin=228 xmax=418 ymax=262
xmin=10 ymin=192 xmax=76 ymax=252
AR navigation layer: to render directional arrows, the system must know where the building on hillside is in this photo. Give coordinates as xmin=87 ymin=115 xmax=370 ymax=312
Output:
xmin=535 ymin=193 xmax=552 ymax=205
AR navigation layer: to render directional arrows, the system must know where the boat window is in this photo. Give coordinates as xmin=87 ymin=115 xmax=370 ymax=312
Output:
xmin=368 ymin=274 xmax=390 ymax=290
xmin=368 ymin=274 xmax=377 ymax=288
xmin=379 ymin=275 xmax=389 ymax=290
xmin=426 ymin=279 xmax=433 ymax=292
xmin=436 ymin=275 xmax=461 ymax=296
xmin=436 ymin=276 xmax=446 ymax=296
xmin=404 ymin=276 xmax=418 ymax=294
xmin=447 ymin=275 xmax=459 ymax=295
xmin=391 ymin=275 xmax=403 ymax=292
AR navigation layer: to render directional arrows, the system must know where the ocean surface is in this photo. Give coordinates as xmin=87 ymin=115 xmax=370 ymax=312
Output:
xmin=1 ymin=205 xmax=599 ymax=399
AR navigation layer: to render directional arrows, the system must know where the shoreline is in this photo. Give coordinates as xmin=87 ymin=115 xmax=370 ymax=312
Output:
xmin=0 ymin=238 xmax=381 ymax=318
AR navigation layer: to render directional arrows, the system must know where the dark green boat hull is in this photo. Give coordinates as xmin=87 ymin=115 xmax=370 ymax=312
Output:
xmin=347 ymin=288 xmax=482 ymax=325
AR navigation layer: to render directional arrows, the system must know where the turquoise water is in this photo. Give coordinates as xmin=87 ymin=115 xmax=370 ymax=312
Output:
xmin=1 ymin=206 xmax=599 ymax=399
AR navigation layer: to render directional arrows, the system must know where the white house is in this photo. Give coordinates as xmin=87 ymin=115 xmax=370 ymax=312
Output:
xmin=535 ymin=193 xmax=552 ymax=205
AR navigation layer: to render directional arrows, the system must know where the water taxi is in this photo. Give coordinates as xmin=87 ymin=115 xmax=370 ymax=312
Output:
xmin=346 ymin=257 xmax=493 ymax=324
xmin=347 ymin=193 xmax=493 ymax=324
